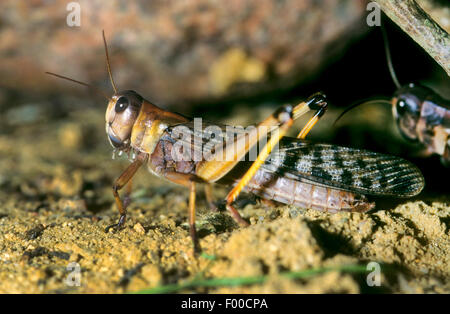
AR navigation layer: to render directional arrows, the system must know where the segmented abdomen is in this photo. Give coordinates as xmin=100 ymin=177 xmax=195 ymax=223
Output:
xmin=241 ymin=168 xmax=374 ymax=213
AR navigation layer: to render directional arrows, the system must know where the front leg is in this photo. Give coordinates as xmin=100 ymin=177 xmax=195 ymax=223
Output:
xmin=105 ymin=153 xmax=148 ymax=233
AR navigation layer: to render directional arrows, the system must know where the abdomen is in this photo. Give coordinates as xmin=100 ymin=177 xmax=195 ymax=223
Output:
xmin=240 ymin=168 xmax=374 ymax=213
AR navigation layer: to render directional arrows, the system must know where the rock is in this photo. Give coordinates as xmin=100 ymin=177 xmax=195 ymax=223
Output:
xmin=133 ymin=222 xmax=146 ymax=234
xmin=0 ymin=0 xmax=368 ymax=108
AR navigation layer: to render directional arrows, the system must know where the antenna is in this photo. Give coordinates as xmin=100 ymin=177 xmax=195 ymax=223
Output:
xmin=333 ymin=23 xmax=403 ymax=127
xmin=381 ymin=23 xmax=401 ymax=89
xmin=102 ymin=30 xmax=118 ymax=93
xmin=333 ymin=98 xmax=391 ymax=126
xmin=45 ymin=71 xmax=111 ymax=101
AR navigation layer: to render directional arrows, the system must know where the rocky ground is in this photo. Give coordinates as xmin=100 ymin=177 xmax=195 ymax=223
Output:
xmin=0 ymin=105 xmax=448 ymax=294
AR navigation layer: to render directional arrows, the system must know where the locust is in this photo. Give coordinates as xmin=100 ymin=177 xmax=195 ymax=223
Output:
xmin=47 ymin=32 xmax=425 ymax=252
xmin=336 ymin=24 xmax=450 ymax=166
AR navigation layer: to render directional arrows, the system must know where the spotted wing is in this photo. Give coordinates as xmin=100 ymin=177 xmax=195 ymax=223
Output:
xmin=262 ymin=138 xmax=425 ymax=197
xmin=165 ymin=120 xmax=251 ymax=158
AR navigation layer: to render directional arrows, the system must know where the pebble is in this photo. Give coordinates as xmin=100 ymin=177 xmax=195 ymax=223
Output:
xmin=133 ymin=223 xmax=145 ymax=234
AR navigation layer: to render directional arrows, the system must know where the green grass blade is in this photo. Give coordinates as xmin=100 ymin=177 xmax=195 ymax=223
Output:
xmin=133 ymin=264 xmax=369 ymax=294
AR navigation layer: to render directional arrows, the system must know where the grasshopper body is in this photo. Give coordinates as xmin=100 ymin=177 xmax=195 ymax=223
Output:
xmin=104 ymin=89 xmax=424 ymax=252
xmin=48 ymin=31 xmax=425 ymax=252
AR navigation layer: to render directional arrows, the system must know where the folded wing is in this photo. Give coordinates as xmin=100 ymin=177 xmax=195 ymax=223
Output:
xmin=262 ymin=138 xmax=425 ymax=197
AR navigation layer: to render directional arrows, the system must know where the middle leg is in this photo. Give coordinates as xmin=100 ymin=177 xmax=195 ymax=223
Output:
xmin=162 ymin=171 xmax=204 ymax=252
xmin=204 ymin=184 xmax=218 ymax=212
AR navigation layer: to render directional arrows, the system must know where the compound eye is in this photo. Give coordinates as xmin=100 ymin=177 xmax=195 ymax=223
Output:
xmin=115 ymin=96 xmax=129 ymax=113
xmin=396 ymin=99 xmax=407 ymax=116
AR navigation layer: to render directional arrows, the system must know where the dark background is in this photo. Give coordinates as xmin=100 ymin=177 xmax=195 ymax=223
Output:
xmin=191 ymin=18 xmax=450 ymax=197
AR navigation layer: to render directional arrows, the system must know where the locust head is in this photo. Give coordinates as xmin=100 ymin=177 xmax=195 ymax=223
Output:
xmin=392 ymin=83 xmax=430 ymax=142
xmin=105 ymin=90 xmax=143 ymax=152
